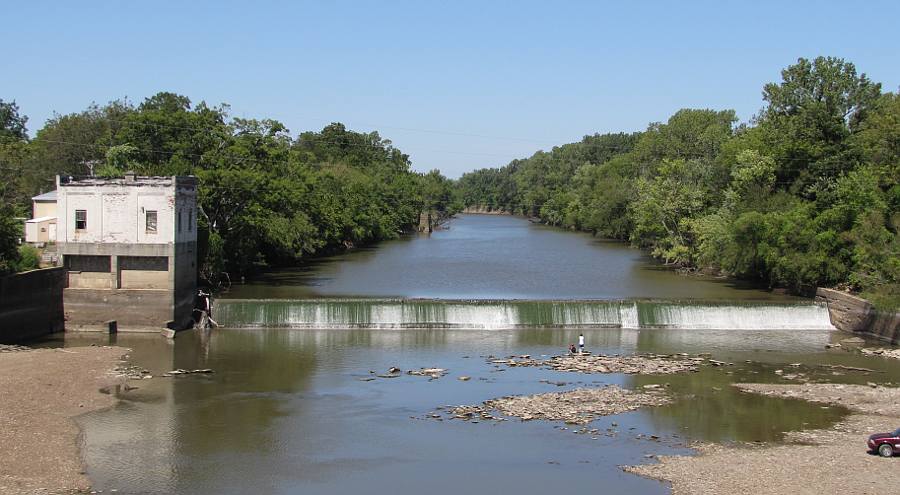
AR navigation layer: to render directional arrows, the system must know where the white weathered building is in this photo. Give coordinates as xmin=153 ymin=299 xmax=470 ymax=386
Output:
xmin=57 ymin=173 xmax=198 ymax=330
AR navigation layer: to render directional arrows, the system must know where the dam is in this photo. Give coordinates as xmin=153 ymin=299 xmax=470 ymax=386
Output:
xmin=216 ymin=298 xmax=836 ymax=330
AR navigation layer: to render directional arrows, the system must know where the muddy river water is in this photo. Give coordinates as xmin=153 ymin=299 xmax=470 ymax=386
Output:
xmin=43 ymin=215 xmax=900 ymax=494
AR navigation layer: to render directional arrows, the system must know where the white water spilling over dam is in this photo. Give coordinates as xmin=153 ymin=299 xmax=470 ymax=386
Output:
xmin=215 ymin=299 xmax=836 ymax=330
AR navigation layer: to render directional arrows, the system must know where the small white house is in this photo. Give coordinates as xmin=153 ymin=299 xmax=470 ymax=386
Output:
xmin=24 ymin=216 xmax=56 ymax=243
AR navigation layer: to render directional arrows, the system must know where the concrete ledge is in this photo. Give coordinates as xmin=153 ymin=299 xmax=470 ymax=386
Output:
xmin=66 ymin=324 xmax=166 ymax=333
xmin=815 ymin=288 xmax=873 ymax=333
xmin=816 ymin=288 xmax=898 ymax=344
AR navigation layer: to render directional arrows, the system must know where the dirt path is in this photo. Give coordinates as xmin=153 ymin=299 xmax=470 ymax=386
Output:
xmin=626 ymin=383 xmax=900 ymax=495
xmin=0 ymin=346 xmax=127 ymax=494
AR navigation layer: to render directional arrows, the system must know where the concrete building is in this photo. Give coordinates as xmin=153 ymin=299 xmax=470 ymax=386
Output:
xmin=24 ymin=190 xmax=57 ymax=244
xmin=57 ymin=173 xmax=198 ymax=331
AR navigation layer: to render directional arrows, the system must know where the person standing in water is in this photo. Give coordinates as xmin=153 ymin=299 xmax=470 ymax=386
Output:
xmin=578 ymin=333 xmax=585 ymax=354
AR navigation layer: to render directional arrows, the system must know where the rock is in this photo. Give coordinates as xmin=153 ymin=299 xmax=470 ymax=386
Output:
xmin=388 ymin=367 xmax=401 ymax=374
xmin=408 ymin=368 xmax=447 ymax=378
xmin=458 ymin=376 xmax=471 ymax=381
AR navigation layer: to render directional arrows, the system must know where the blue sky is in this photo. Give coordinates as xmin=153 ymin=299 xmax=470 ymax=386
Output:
xmin=4 ymin=1 xmax=899 ymax=177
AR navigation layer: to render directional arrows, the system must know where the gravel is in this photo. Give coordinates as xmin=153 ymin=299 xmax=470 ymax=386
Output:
xmin=0 ymin=346 xmax=128 ymax=494
xmin=441 ymin=385 xmax=671 ymax=425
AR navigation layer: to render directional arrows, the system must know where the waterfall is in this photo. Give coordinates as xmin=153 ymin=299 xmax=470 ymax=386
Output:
xmin=216 ymin=298 xmax=835 ymax=330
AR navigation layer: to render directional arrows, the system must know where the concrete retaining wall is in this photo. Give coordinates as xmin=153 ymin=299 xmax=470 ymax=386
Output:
xmin=64 ymin=288 xmax=175 ymax=331
xmin=870 ymin=310 xmax=900 ymax=344
xmin=816 ymin=288 xmax=899 ymax=344
xmin=0 ymin=267 xmax=66 ymax=343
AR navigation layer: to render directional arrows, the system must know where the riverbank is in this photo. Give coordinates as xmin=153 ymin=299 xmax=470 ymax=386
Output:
xmin=0 ymin=345 xmax=127 ymax=494
xmin=626 ymin=383 xmax=900 ymax=494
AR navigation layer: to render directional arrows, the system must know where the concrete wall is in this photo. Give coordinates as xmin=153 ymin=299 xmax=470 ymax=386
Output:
xmin=174 ymin=181 xmax=198 ymax=244
xmin=120 ymin=270 xmax=168 ymax=289
xmin=870 ymin=310 xmax=900 ymax=344
xmin=68 ymin=271 xmax=115 ymax=289
xmin=172 ymin=241 xmax=197 ymax=329
xmin=64 ymin=288 xmax=175 ymax=331
xmin=816 ymin=288 xmax=899 ymax=344
xmin=0 ymin=267 xmax=65 ymax=343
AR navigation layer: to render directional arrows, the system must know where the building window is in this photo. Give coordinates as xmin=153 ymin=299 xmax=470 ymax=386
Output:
xmin=75 ymin=210 xmax=87 ymax=230
xmin=64 ymin=255 xmax=111 ymax=272
xmin=119 ymin=256 xmax=168 ymax=271
xmin=177 ymin=210 xmax=182 ymax=232
xmin=146 ymin=210 xmax=158 ymax=234
xmin=188 ymin=208 xmax=193 ymax=231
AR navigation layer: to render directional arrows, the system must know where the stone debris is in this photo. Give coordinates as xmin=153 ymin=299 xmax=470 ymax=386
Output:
xmin=860 ymin=347 xmax=900 ymax=360
xmin=0 ymin=344 xmax=32 ymax=353
xmin=438 ymin=385 xmax=670 ymax=425
xmin=457 ymin=376 xmax=471 ymax=381
xmin=109 ymin=364 xmax=152 ymax=380
xmin=407 ymin=367 xmax=447 ymax=379
xmin=162 ymin=368 xmax=214 ymax=377
xmin=490 ymin=353 xmax=700 ymax=375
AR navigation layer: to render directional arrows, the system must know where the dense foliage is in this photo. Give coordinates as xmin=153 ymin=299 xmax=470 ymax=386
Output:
xmin=458 ymin=57 xmax=899 ymax=301
xmin=0 ymin=94 xmax=459 ymax=280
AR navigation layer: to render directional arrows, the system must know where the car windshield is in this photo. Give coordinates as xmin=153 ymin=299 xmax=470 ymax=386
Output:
xmin=894 ymin=428 xmax=900 ymax=436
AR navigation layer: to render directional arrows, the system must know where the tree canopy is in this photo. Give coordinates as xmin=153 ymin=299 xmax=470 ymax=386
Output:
xmin=457 ymin=57 xmax=899 ymax=303
xmin=1 ymin=94 xmax=460 ymax=280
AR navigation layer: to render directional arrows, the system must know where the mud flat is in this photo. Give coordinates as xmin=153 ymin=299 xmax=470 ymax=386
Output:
xmin=626 ymin=383 xmax=900 ymax=495
xmin=0 ymin=346 xmax=127 ymax=494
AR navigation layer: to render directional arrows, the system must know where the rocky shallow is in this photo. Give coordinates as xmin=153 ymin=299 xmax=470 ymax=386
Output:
xmin=489 ymin=353 xmax=702 ymax=374
xmin=0 ymin=344 xmax=33 ymax=353
xmin=625 ymin=383 xmax=900 ymax=495
xmin=861 ymin=347 xmax=900 ymax=360
xmin=437 ymin=385 xmax=671 ymax=425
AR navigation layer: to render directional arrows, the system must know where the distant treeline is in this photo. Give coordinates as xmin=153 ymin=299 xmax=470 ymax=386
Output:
xmin=458 ymin=57 xmax=898 ymax=304
xmin=0 ymin=93 xmax=460 ymax=279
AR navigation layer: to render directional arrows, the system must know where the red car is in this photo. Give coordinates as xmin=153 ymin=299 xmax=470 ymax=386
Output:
xmin=867 ymin=428 xmax=900 ymax=457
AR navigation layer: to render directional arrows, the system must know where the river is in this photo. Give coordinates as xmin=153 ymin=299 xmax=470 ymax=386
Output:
xmin=43 ymin=214 xmax=900 ymax=494
xmin=225 ymin=214 xmax=792 ymax=300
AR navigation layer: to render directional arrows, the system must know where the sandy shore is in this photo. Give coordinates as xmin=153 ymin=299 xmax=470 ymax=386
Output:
xmin=626 ymin=383 xmax=900 ymax=495
xmin=0 ymin=346 xmax=128 ymax=495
